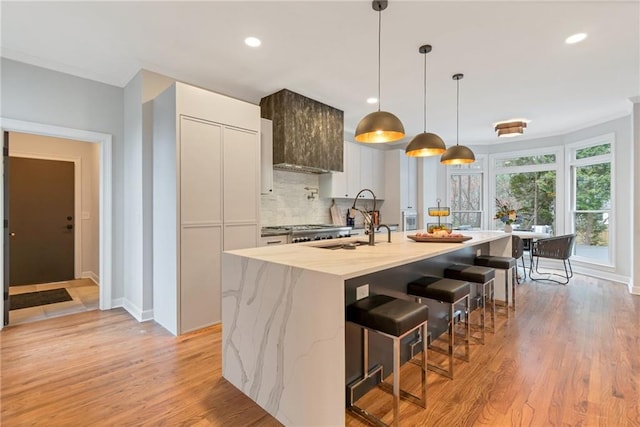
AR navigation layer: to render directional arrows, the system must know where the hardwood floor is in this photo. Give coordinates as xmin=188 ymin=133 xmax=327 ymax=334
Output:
xmin=1 ymin=274 xmax=638 ymax=426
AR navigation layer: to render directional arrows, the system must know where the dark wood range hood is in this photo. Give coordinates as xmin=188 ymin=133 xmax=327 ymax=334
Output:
xmin=260 ymin=89 xmax=344 ymax=174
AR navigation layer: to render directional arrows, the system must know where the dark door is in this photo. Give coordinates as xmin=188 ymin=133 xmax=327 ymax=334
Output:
xmin=9 ymin=156 xmax=74 ymax=286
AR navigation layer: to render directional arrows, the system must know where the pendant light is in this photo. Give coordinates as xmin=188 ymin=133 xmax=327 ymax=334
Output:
xmin=440 ymin=73 xmax=476 ymax=165
xmin=355 ymin=0 xmax=405 ymax=143
xmin=405 ymin=44 xmax=446 ymax=157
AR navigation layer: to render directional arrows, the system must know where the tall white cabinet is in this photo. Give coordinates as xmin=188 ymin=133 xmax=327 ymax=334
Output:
xmin=153 ymin=82 xmax=260 ymax=335
xmin=380 ymin=149 xmax=418 ymax=227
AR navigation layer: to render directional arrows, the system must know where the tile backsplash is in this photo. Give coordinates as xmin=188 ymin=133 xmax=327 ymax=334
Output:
xmin=260 ymin=170 xmax=380 ymax=227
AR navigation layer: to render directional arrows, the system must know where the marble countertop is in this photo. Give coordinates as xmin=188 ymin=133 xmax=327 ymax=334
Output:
xmin=226 ymin=231 xmax=510 ymax=279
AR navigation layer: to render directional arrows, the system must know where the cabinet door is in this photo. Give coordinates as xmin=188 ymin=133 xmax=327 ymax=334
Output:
xmin=180 ymin=225 xmax=222 ymax=332
xmin=407 ymin=156 xmax=417 ymax=209
xmin=372 ymin=148 xmax=385 ymax=199
xmin=319 ymin=142 xmax=348 ymax=198
xmin=224 ymin=224 xmax=259 ymax=251
xmin=360 ymin=145 xmax=373 ymax=192
xmin=260 ymin=119 xmax=273 ymax=195
xmin=180 ymin=117 xmax=222 ymax=224
xmin=346 ymin=142 xmax=361 ymax=198
xmin=223 ymin=127 xmax=259 ymax=223
xmin=399 ymin=154 xmax=409 ymax=209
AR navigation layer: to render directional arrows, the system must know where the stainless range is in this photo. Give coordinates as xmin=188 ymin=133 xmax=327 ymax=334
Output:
xmin=261 ymin=224 xmax=353 ymax=244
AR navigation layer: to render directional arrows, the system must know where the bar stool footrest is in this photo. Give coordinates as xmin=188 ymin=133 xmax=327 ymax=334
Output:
xmin=347 ymin=364 xmax=384 ymax=407
xmin=378 ymin=382 xmax=426 ymax=408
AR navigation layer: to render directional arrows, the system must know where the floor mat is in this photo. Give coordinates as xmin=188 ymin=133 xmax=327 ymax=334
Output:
xmin=10 ymin=288 xmax=72 ymax=310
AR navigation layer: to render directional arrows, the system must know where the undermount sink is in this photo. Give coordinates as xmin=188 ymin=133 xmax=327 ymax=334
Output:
xmin=314 ymin=240 xmax=369 ymax=250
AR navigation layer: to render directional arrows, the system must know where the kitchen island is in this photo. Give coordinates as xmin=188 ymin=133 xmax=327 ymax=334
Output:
xmin=221 ymin=231 xmax=511 ymax=426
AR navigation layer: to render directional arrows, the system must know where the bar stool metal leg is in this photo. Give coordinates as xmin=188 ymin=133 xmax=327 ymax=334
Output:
xmin=347 ymin=322 xmax=428 ymax=426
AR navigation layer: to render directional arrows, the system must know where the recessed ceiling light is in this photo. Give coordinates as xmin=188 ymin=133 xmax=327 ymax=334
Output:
xmin=565 ymin=33 xmax=587 ymax=45
xmin=244 ymin=37 xmax=261 ymax=47
xmin=366 ymin=97 xmax=378 ymax=104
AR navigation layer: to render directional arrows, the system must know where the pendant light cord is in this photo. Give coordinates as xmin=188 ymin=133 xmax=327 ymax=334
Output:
xmin=456 ymin=77 xmax=460 ymax=146
xmin=423 ymin=52 xmax=427 ymax=132
xmin=377 ymin=7 xmax=381 ymax=112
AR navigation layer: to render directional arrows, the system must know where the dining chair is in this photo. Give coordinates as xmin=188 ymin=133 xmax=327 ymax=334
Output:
xmin=530 ymin=234 xmax=576 ymax=285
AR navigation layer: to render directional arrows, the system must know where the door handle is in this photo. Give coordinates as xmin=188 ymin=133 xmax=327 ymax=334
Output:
xmin=9 ymin=232 xmax=15 ymax=237
xmin=66 ymin=224 xmax=73 ymax=230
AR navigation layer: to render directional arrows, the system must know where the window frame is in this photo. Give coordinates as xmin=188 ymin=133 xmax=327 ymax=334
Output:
xmin=489 ymin=146 xmax=563 ymax=231
xmin=566 ymin=133 xmax=615 ymax=267
xmin=446 ymin=155 xmax=487 ymax=229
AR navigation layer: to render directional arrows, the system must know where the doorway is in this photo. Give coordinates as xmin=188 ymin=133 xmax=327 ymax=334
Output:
xmin=9 ymin=156 xmax=75 ymax=286
xmin=1 ymin=119 xmax=113 ymax=328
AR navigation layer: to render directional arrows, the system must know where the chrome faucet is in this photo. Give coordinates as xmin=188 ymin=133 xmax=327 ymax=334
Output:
xmin=377 ymin=224 xmax=391 ymax=243
xmin=350 ymin=188 xmax=377 ymax=246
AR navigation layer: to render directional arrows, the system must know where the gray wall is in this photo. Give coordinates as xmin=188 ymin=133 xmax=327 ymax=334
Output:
xmin=1 ymin=58 xmax=125 ymax=303
xmin=464 ymin=115 xmax=633 ymax=281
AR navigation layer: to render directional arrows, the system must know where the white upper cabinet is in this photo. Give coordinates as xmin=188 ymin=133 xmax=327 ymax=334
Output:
xmin=320 ymin=142 xmax=384 ymax=200
xmin=400 ymin=154 xmax=417 ymax=210
xmin=372 ymin=148 xmax=385 ymax=200
xmin=180 ymin=117 xmax=223 ymax=224
xmin=224 ymin=126 xmax=260 ymax=224
xmin=346 ymin=142 xmax=361 ymax=198
xmin=381 ymin=150 xmax=418 ymax=226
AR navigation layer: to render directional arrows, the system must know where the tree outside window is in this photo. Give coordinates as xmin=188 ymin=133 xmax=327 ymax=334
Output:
xmin=571 ymin=143 xmax=611 ymax=263
xmin=494 ymin=155 xmax=556 ymax=231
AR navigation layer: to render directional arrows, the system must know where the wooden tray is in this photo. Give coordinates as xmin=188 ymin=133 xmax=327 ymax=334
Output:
xmin=407 ymin=235 xmax=472 ymax=243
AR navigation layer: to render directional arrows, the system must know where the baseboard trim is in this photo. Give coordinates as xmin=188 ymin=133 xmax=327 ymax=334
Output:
xmin=531 ymin=258 xmax=630 ymax=287
xmin=81 ymin=271 xmax=100 ymax=286
xmin=120 ymin=299 xmax=154 ymax=322
xmin=139 ymin=309 xmax=154 ymax=322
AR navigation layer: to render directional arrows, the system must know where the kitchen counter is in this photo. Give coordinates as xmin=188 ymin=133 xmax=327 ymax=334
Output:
xmin=229 ymin=231 xmax=504 ymax=279
xmin=222 ymin=231 xmax=511 ymax=426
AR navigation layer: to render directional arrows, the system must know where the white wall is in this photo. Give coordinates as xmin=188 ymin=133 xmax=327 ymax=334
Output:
xmin=8 ymin=132 xmax=100 ymax=278
xmin=123 ymin=69 xmax=173 ymax=320
xmin=1 ymin=58 xmax=124 ymax=303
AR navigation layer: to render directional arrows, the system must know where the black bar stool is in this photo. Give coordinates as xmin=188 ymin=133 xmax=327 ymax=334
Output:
xmin=407 ymin=276 xmax=470 ymax=379
xmin=443 ymin=264 xmax=496 ymax=343
xmin=346 ymin=294 xmax=428 ymax=427
xmin=473 ymin=255 xmax=517 ymax=312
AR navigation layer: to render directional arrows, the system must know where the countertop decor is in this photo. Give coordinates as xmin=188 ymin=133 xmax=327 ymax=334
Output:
xmin=494 ymin=198 xmax=517 ymax=225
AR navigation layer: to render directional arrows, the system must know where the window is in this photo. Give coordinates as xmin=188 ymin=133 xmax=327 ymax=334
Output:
xmin=569 ymin=135 xmax=613 ymax=265
xmin=492 ymin=150 xmax=559 ymax=232
xmin=447 ymin=158 xmax=485 ymax=229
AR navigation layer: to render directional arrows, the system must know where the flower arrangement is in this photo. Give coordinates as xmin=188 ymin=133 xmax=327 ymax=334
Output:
xmin=494 ymin=198 xmax=517 ymax=225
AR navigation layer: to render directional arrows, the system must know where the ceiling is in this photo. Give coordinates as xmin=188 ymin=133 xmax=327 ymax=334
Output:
xmin=2 ymin=1 xmax=639 ymax=147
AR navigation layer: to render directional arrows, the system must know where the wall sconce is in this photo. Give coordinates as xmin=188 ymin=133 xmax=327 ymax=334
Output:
xmin=495 ymin=120 xmax=527 ymax=138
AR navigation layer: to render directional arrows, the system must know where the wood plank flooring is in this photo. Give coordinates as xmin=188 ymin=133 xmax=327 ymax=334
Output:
xmin=1 ymin=274 xmax=638 ymax=426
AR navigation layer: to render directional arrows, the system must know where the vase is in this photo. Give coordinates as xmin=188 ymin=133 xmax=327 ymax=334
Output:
xmin=504 ymin=223 xmax=513 ymax=233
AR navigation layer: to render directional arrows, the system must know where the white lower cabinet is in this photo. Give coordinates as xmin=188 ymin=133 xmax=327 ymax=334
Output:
xmin=153 ymin=82 xmax=259 ymax=335
xmin=180 ymin=226 xmax=222 ymax=333
xmin=224 ymin=224 xmax=259 ymax=251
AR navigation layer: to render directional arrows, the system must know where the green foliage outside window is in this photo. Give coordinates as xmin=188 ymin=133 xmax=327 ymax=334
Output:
xmin=574 ymin=144 xmax=611 ymax=248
